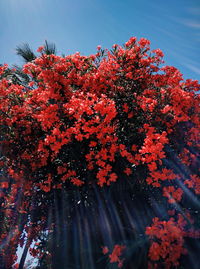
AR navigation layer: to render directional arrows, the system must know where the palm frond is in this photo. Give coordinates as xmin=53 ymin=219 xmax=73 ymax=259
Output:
xmin=16 ymin=43 xmax=36 ymax=63
xmin=43 ymin=40 xmax=56 ymax=55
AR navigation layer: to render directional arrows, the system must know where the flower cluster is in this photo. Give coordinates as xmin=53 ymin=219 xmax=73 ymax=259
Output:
xmin=146 ymin=217 xmax=186 ymax=268
xmin=102 ymin=245 xmax=126 ymax=268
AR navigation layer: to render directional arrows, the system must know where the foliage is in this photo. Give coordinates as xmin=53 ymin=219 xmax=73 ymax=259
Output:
xmin=0 ymin=37 xmax=200 ymax=268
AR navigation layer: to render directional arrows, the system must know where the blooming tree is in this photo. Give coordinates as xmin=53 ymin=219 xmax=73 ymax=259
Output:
xmin=0 ymin=37 xmax=200 ymax=268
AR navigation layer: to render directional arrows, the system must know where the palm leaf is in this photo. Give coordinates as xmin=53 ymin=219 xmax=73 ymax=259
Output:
xmin=43 ymin=40 xmax=56 ymax=55
xmin=16 ymin=43 xmax=36 ymax=63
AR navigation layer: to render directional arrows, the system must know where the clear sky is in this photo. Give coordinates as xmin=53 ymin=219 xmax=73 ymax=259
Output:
xmin=0 ymin=0 xmax=200 ymax=80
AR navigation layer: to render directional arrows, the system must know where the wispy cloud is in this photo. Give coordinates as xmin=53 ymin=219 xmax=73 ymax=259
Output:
xmin=187 ymin=7 xmax=200 ymax=15
xmin=183 ymin=63 xmax=200 ymax=75
xmin=183 ymin=21 xmax=200 ymax=29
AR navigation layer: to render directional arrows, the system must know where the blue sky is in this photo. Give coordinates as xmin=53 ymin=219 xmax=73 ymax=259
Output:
xmin=0 ymin=0 xmax=200 ymax=80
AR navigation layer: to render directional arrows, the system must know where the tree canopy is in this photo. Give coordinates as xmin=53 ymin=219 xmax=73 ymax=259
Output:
xmin=0 ymin=37 xmax=200 ymax=269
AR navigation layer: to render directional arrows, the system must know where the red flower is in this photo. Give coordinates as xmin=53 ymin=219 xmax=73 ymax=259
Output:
xmin=124 ymin=168 xmax=132 ymax=176
xmin=37 ymin=46 xmax=44 ymax=53
xmin=109 ymin=245 xmax=126 ymax=268
xmin=1 ymin=182 xmax=8 ymax=188
xmin=163 ymin=186 xmax=183 ymax=203
xmin=149 ymin=242 xmax=160 ymax=261
xmin=109 ymin=173 xmax=118 ymax=183
xmin=102 ymin=246 xmax=109 ymax=254
xmin=71 ymin=178 xmax=84 ymax=186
